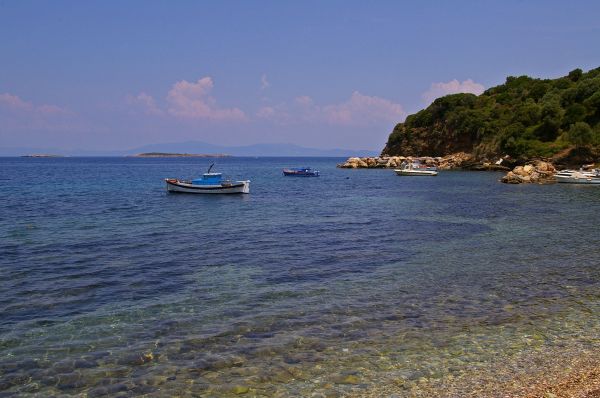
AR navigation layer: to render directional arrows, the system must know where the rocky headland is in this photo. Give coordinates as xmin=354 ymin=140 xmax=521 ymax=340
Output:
xmin=365 ymin=67 xmax=600 ymax=184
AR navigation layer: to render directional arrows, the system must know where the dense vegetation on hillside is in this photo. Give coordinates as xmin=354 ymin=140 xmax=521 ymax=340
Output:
xmin=383 ymin=67 xmax=600 ymax=160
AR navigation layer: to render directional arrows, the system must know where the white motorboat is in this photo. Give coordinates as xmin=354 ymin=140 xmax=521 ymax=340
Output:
xmin=555 ymin=169 xmax=600 ymax=184
xmin=394 ymin=161 xmax=438 ymax=176
xmin=165 ymin=164 xmax=250 ymax=194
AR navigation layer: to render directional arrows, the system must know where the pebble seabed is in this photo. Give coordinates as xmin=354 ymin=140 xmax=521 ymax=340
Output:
xmin=2 ymin=306 xmax=600 ymax=397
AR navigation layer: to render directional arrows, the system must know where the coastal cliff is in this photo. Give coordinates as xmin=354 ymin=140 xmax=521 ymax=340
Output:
xmin=382 ymin=67 xmax=600 ymax=164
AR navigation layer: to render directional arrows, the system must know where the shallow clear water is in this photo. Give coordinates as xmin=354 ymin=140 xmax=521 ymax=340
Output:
xmin=1 ymin=157 xmax=600 ymax=397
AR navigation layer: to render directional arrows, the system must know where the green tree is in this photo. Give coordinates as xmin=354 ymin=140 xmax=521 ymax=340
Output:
xmin=536 ymin=98 xmax=564 ymax=141
xmin=563 ymin=103 xmax=587 ymax=127
xmin=584 ymin=91 xmax=600 ymax=113
xmin=528 ymin=81 xmax=548 ymax=101
xmin=514 ymin=99 xmax=541 ymax=125
xmin=568 ymin=68 xmax=583 ymax=82
xmin=567 ymin=122 xmax=593 ymax=147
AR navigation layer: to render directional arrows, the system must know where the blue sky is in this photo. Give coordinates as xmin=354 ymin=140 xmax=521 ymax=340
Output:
xmin=1 ymin=0 xmax=599 ymax=151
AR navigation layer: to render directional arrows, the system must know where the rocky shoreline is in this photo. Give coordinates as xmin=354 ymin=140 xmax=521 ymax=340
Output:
xmin=337 ymin=152 xmax=511 ymax=171
xmin=337 ymin=153 xmax=582 ymax=184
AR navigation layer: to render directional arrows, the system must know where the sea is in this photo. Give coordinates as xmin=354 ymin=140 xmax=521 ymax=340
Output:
xmin=2 ymin=156 xmax=600 ymax=397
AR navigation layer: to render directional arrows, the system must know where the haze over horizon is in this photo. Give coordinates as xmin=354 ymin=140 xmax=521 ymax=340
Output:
xmin=1 ymin=0 xmax=599 ymax=153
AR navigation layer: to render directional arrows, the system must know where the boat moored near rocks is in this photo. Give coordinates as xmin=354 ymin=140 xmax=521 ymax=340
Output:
xmin=394 ymin=161 xmax=438 ymax=176
xmin=555 ymin=169 xmax=600 ymax=184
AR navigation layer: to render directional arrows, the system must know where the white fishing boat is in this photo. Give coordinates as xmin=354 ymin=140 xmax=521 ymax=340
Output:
xmin=165 ymin=164 xmax=250 ymax=194
xmin=394 ymin=161 xmax=438 ymax=176
xmin=555 ymin=169 xmax=600 ymax=184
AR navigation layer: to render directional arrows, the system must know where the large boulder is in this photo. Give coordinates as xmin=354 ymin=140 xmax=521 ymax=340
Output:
xmin=534 ymin=160 xmax=555 ymax=174
xmin=513 ymin=166 xmax=527 ymax=176
xmin=523 ymin=164 xmax=535 ymax=174
xmin=501 ymin=161 xmax=556 ymax=184
xmin=438 ymin=152 xmax=473 ymax=170
xmin=502 ymin=171 xmax=521 ymax=184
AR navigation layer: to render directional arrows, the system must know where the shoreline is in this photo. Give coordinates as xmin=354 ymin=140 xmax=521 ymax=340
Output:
xmin=337 ymin=153 xmax=512 ymax=171
xmin=362 ymin=347 xmax=600 ymax=398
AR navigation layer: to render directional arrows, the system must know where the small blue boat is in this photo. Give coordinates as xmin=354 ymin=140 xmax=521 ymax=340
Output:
xmin=283 ymin=167 xmax=320 ymax=177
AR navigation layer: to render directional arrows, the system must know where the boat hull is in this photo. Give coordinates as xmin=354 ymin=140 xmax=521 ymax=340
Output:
xmin=555 ymin=169 xmax=600 ymax=184
xmin=394 ymin=169 xmax=438 ymax=176
xmin=165 ymin=179 xmax=250 ymax=193
xmin=282 ymin=172 xmax=319 ymax=177
xmin=282 ymin=168 xmax=320 ymax=177
xmin=556 ymin=175 xmax=600 ymax=184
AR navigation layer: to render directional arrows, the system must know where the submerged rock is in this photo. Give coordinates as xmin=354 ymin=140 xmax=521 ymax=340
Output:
xmin=231 ymin=385 xmax=250 ymax=394
xmin=332 ymin=373 xmax=361 ymax=385
xmin=341 ymin=375 xmax=360 ymax=384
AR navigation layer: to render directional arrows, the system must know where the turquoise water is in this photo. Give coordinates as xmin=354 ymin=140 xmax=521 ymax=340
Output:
xmin=2 ymin=157 xmax=600 ymax=397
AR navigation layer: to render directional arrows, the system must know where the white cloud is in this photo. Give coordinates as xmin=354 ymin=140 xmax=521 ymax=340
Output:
xmin=256 ymin=92 xmax=405 ymax=126
xmin=260 ymin=74 xmax=270 ymax=90
xmin=256 ymin=106 xmax=275 ymax=118
xmin=422 ymin=79 xmax=485 ymax=104
xmin=37 ymin=104 xmax=68 ymax=115
xmin=127 ymin=77 xmax=245 ymax=122
xmin=166 ymin=77 xmax=246 ymax=121
xmin=0 ymin=93 xmax=81 ymax=134
xmin=295 ymin=95 xmax=314 ymax=107
xmin=0 ymin=93 xmax=70 ymax=115
xmin=323 ymin=92 xmax=405 ymax=126
xmin=127 ymin=92 xmax=163 ymax=116
xmin=0 ymin=93 xmax=33 ymax=111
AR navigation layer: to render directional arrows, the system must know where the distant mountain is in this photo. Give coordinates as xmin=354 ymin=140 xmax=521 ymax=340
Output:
xmin=0 ymin=146 xmax=72 ymax=157
xmin=127 ymin=141 xmax=378 ymax=157
xmin=0 ymin=141 xmax=378 ymax=157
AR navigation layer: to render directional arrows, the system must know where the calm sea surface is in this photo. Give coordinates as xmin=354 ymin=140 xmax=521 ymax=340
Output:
xmin=2 ymin=157 xmax=600 ymax=397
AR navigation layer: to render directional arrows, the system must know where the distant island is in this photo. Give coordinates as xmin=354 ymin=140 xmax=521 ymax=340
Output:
xmin=129 ymin=152 xmax=232 ymax=158
xmin=382 ymin=66 xmax=600 ymax=166
xmin=21 ymin=154 xmax=64 ymax=158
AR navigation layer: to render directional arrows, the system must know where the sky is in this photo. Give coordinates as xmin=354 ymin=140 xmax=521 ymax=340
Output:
xmin=1 ymin=0 xmax=600 ymax=152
